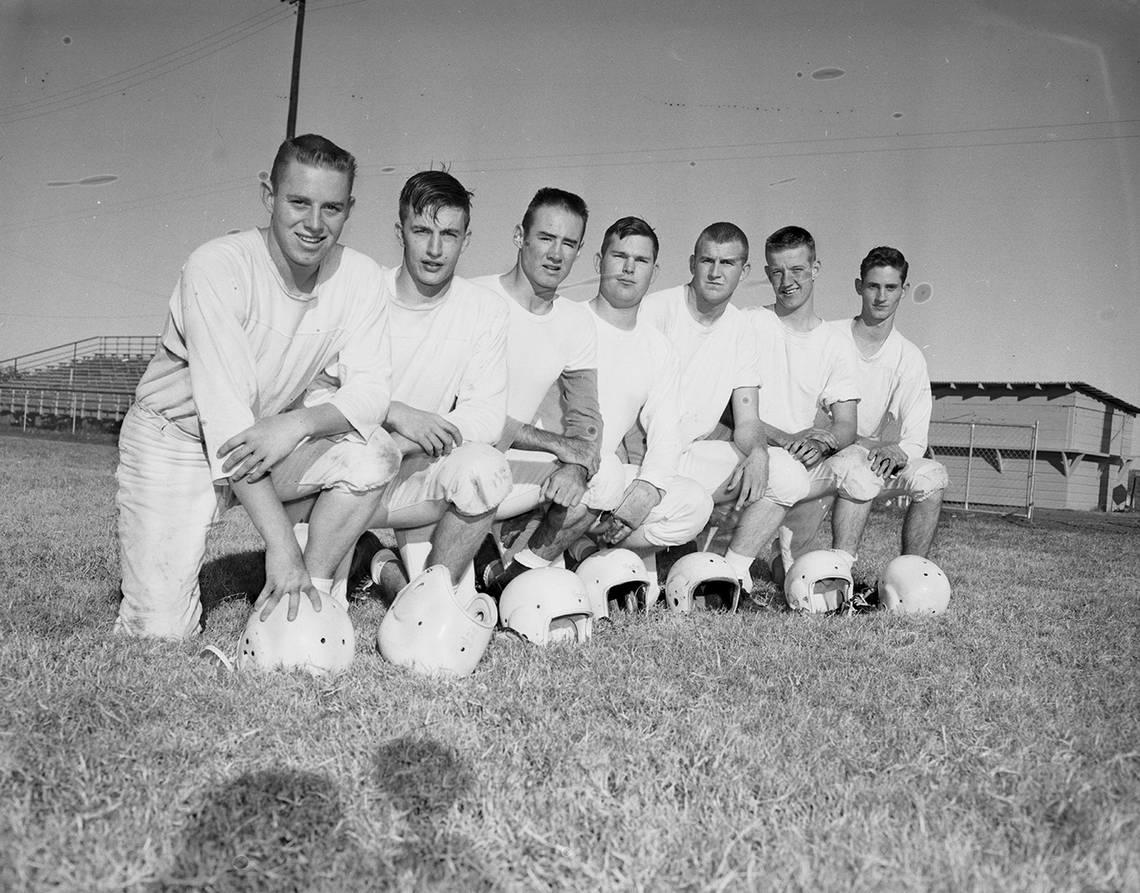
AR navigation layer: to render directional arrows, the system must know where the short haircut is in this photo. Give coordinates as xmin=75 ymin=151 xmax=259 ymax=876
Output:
xmin=270 ymin=134 xmax=356 ymax=193
xmin=695 ymin=221 xmax=749 ymax=261
xmin=521 ymin=187 xmax=588 ymax=237
xmin=600 ymin=216 xmax=659 ymax=260
xmin=765 ymin=225 xmax=816 ymax=262
xmin=859 ymin=245 xmax=909 ymax=282
xmin=398 ymin=170 xmax=474 ymax=227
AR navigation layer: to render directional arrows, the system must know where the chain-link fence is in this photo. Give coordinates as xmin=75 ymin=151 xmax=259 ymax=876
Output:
xmin=927 ymin=420 xmax=1040 ymax=519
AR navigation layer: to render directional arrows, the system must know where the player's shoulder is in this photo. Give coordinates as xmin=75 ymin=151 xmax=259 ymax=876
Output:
xmin=336 ymin=242 xmax=382 ymax=271
xmin=639 ymin=285 xmax=685 ymax=324
xmin=185 ymin=229 xmax=262 ymax=270
xmin=452 ymin=274 xmax=511 ymax=318
xmin=468 ymin=272 xmax=506 ymax=296
xmin=642 ymin=284 xmax=685 ymax=307
xmin=740 ymin=304 xmax=780 ymax=342
xmin=633 ymin=313 xmax=673 ymax=349
xmin=328 ymin=244 xmax=386 ymax=285
xmin=556 ymin=295 xmax=595 ymax=320
xmin=556 ymin=297 xmax=599 ymax=340
xmin=889 ymin=326 xmax=928 ymax=366
xmin=817 ymin=315 xmax=854 ymax=344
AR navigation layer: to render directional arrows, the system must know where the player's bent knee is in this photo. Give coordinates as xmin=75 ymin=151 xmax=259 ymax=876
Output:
xmin=316 ymin=429 xmax=403 ymax=493
xmin=642 ymin=477 xmax=714 ymax=546
xmin=765 ymin=447 xmax=812 ymax=506
xmin=436 ymin=442 xmax=513 ymax=515
xmin=582 ymin=453 xmax=626 ymax=512
xmin=826 ymin=445 xmax=881 ymax=502
xmin=902 ymin=459 xmax=949 ymax=501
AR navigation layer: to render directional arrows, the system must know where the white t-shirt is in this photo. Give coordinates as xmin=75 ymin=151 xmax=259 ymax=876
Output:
xmin=830 ymin=319 xmax=932 ymax=461
xmin=639 ymin=285 xmax=762 ymax=446
xmin=471 ymin=274 xmax=597 ymax=423
xmin=382 ymin=268 xmax=509 ymax=445
xmin=537 ymin=303 xmax=683 ymax=490
xmin=135 ymin=228 xmax=391 ymax=482
xmin=748 ymin=305 xmax=860 ymax=433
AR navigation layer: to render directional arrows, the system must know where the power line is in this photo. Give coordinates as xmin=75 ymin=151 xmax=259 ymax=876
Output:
xmin=5 ymin=118 xmax=1136 ymax=237
xmin=0 ymin=5 xmax=292 ymax=124
xmin=0 ymin=0 xmax=369 ymax=125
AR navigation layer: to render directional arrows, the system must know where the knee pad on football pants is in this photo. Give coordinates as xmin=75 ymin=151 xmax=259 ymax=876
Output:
xmin=829 ymin=445 xmax=884 ymax=502
xmin=581 ymin=453 xmax=627 ymax=512
xmin=638 ymin=475 xmax=714 ymax=547
xmin=293 ymin=428 xmax=403 ymax=494
xmin=896 ymin=458 xmax=949 ymax=501
xmin=765 ymin=447 xmax=813 ymax=507
xmin=434 ymin=442 xmax=513 ymax=515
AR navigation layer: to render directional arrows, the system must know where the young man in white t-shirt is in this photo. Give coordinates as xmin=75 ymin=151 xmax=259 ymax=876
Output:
xmin=727 ymin=225 xmax=861 ymax=589
xmin=471 ymin=188 xmax=612 ymax=593
xmin=116 ymin=134 xmax=400 ymax=639
xmin=777 ymin=246 xmax=947 ymax=573
xmin=353 ymin=170 xmax=512 ymax=603
xmin=638 ymin=223 xmax=814 ymax=594
xmin=505 ymin=216 xmax=714 ymax=592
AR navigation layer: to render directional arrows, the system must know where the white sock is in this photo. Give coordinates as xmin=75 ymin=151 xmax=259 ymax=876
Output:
xmin=311 ymin=576 xmax=346 ymax=610
xmin=723 ymin=549 xmax=755 ymax=590
xmin=643 ymin=552 xmax=659 ymax=592
xmin=513 ymin=548 xmax=551 ymax=570
xmin=399 ymin=541 xmax=432 ymax=580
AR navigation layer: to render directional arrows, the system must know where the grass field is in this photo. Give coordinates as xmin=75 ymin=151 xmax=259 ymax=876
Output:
xmin=2 ymin=433 xmax=1138 ymax=892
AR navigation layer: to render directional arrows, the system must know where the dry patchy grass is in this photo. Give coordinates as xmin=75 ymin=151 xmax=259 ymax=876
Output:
xmin=1 ymin=434 xmax=1138 ymax=892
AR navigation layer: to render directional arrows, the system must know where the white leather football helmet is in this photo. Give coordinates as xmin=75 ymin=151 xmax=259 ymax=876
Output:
xmin=376 ymin=565 xmax=498 ymax=676
xmin=784 ymin=549 xmax=854 ymax=614
xmin=499 ymin=567 xmax=593 ymax=645
xmin=879 ymin=555 xmax=951 ymax=614
xmin=237 ymin=594 xmax=355 ymax=677
xmin=664 ymin=552 xmax=741 ymax=614
xmin=575 ymin=548 xmax=654 ymax=620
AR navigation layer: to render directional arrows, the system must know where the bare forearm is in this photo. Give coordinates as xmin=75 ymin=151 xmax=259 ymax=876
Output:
xmin=509 ymin=419 xmax=597 ymax=471
xmin=762 ymin=422 xmax=797 ymax=450
xmin=733 ymin=418 xmax=768 ymax=456
xmin=827 ymin=400 xmax=859 ymax=451
xmin=231 ymin=477 xmax=300 ymax=556
xmin=290 ymin=402 xmax=353 ymax=440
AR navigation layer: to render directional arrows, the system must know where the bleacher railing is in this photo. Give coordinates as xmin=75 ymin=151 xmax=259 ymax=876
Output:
xmin=0 ymin=335 xmax=159 ymax=380
xmin=0 ymin=336 xmax=159 ymax=434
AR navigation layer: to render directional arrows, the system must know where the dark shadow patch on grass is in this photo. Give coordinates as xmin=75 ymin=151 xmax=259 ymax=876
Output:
xmin=152 ymin=768 xmax=352 ymax=892
xmin=372 ymin=736 xmax=499 ymax=890
xmin=199 ymin=550 xmax=264 ymax=619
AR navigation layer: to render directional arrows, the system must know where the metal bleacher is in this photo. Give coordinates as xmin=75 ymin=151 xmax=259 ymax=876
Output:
xmin=0 ymin=336 xmax=158 ymax=434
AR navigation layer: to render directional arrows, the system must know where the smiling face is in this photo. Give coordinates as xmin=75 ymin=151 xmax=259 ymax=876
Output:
xmin=516 ymin=204 xmax=586 ymax=298
xmin=261 ymin=159 xmax=354 ymax=290
xmin=856 ymin=264 xmax=907 ymax=325
xmin=596 ymin=233 xmax=658 ymax=309
xmin=688 ymin=237 xmax=749 ymax=307
xmin=396 ymin=204 xmax=470 ymax=297
xmin=764 ymin=244 xmax=820 ymax=313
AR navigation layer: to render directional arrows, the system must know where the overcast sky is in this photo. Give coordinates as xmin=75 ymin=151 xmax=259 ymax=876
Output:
xmin=3 ymin=0 xmax=1139 ymax=405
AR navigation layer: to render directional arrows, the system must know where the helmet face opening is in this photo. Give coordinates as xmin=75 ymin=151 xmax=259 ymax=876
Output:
xmin=608 ymin=580 xmax=648 ymax=614
xmin=664 ymin=552 xmax=741 ymax=614
xmin=548 ymin=614 xmax=592 ymax=644
xmin=692 ymin=580 xmax=739 ymax=612
xmin=810 ymin=577 xmax=851 ymax=613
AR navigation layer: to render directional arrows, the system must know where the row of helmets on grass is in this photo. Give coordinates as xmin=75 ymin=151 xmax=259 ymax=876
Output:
xmin=235 ymin=548 xmax=951 ymax=680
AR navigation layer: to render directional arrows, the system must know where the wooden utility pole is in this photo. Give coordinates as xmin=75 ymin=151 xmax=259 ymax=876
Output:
xmin=283 ymin=0 xmax=305 ymax=138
